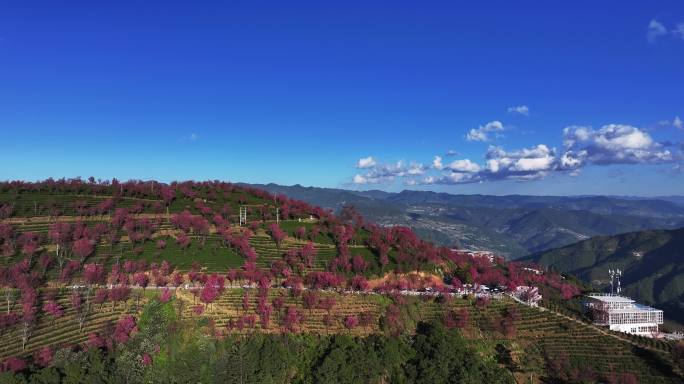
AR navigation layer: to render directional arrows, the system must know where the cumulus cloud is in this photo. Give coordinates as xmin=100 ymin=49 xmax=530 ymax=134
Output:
xmin=411 ymin=172 xmax=477 ymax=186
xmin=562 ymin=124 xmax=673 ymax=165
xmin=432 ymin=156 xmax=444 ymax=170
xmin=404 ymin=163 xmax=429 ymax=176
xmin=448 ymin=159 xmax=480 ymax=172
xmin=647 ymin=19 xmax=668 ymax=43
xmin=465 ymin=129 xmax=488 ymax=142
xmin=466 ymin=120 xmax=504 ymax=142
xmin=483 ymin=144 xmax=558 ymax=180
xmin=433 ymin=155 xmax=480 ymax=172
xmin=416 ymin=144 xmax=561 ymax=185
xmin=359 ymin=122 xmax=683 ymax=186
xmin=352 ymin=160 xmax=428 ymax=184
xmin=507 ymin=105 xmax=530 ymax=116
xmin=356 ymin=156 xmax=377 ymax=169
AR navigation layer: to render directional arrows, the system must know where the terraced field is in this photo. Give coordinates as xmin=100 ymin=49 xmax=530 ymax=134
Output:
xmin=0 ymin=289 xmax=141 ymax=360
xmin=511 ymin=305 xmax=678 ymax=382
xmin=0 ymin=193 xmax=159 ymax=217
xmin=250 ymin=234 xmax=337 ymax=271
xmin=179 ymin=288 xmax=387 ymax=335
xmin=166 ymin=288 xmax=681 ymax=383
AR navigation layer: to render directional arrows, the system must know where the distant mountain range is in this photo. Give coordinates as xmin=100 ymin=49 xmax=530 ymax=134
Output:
xmin=521 ymin=228 xmax=684 ymax=325
xmin=245 ymin=183 xmax=684 ymax=259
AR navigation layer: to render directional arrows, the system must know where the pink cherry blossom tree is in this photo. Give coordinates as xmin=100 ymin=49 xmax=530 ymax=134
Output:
xmin=267 ymin=223 xmax=286 ymax=249
xmin=42 ymin=300 xmax=64 ymax=325
xmin=344 ymin=315 xmax=358 ymax=332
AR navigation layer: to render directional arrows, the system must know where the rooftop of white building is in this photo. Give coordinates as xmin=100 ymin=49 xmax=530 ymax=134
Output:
xmin=586 ymin=294 xmax=663 ymax=313
xmin=587 ymin=294 xmax=635 ymax=303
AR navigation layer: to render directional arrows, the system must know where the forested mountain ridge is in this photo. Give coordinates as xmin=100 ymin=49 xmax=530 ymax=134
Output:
xmin=247 ymin=183 xmax=684 ymax=258
xmin=522 ymin=227 xmax=684 ymax=324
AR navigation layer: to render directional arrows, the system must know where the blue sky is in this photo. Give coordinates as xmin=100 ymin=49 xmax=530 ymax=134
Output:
xmin=1 ymin=1 xmax=683 ymax=195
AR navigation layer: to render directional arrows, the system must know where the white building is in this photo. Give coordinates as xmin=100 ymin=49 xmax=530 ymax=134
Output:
xmin=584 ymin=294 xmax=663 ymax=336
xmin=512 ymin=285 xmax=542 ymax=307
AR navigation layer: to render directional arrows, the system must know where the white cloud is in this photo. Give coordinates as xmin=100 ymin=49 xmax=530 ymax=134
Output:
xmin=445 ymin=172 xmax=474 ymax=183
xmin=352 ymin=173 xmax=391 ymax=185
xmin=647 ymin=19 xmax=668 ymax=43
xmin=507 ymin=105 xmax=530 ymax=116
xmin=465 ymin=120 xmax=504 ymax=142
xmin=405 ymin=163 xmax=427 ymax=175
xmin=413 ymin=172 xmax=478 ymax=185
xmin=353 ymin=160 xmax=428 ymax=185
xmin=433 ymin=156 xmax=444 ymax=170
xmin=559 ymin=150 xmax=585 ymax=170
xmin=484 ymin=144 xmax=557 ymax=179
xmin=447 ymin=159 xmax=481 ymax=173
xmin=417 ymin=144 xmax=559 ymax=185
xmin=660 ymin=116 xmax=684 ymax=129
xmin=356 ymin=156 xmax=377 ymax=169
xmin=466 ymin=129 xmax=488 ymax=142
xmin=433 ymin=155 xmax=480 ymax=172
xmin=562 ymin=124 xmax=673 ymax=165
xmin=594 ymin=126 xmax=652 ymax=150
xmin=352 ymin=122 xmax=683 ymax=186
xmin=444 ymin=149 xmax=459 ymax=157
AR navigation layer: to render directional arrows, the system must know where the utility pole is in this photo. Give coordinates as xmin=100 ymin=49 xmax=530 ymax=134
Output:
xmin=274 ymin=193 xmax=280 ymax=224
xmin=239 ymin=206 xmax=247 ymax=227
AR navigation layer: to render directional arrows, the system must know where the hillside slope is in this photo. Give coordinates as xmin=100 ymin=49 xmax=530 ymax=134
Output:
xmin=523 ymin=228 xmax=684 ymax=324
xmin=0 ymin=179 xmax=682 ymax=382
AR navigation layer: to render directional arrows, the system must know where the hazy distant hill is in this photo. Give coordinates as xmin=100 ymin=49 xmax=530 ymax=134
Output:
xmin=247 ymin=184 xmax=684 ymax=258
xmin=522 ymin=228 xmax=684 ymax=324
